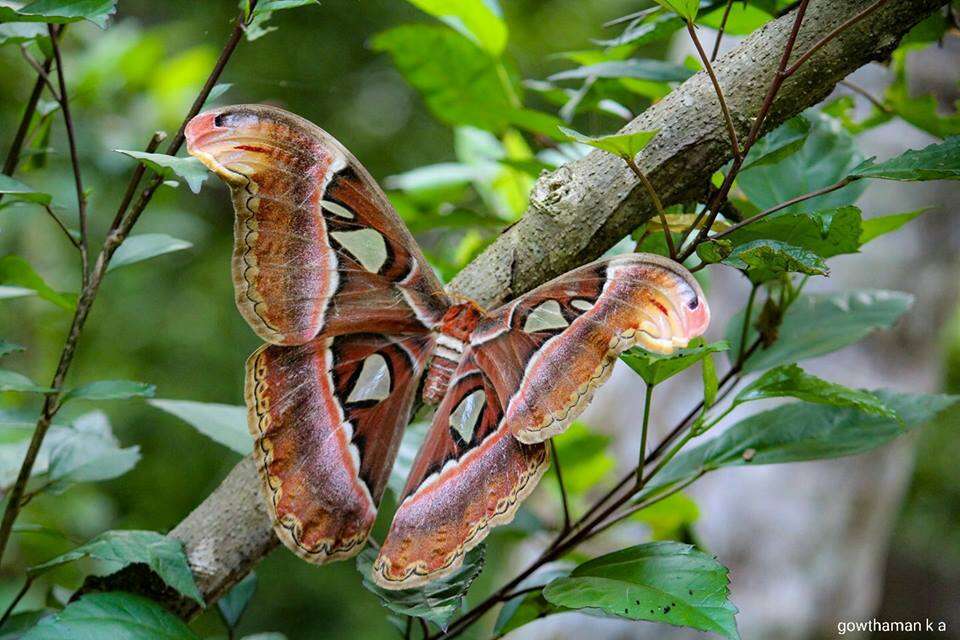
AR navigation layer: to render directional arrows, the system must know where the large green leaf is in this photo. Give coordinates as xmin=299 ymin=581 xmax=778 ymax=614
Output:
xmin=859 ymin=208 xmax=929 ymax=245
xmin=21 ymin=592 xmax=200 ymax=640
xmin=29 ymin=530 xmax=203 ymax=605
xmin=731 ymin=364 xmax=899 ymax=420
xmin=728 ymin=290 xmax=913 ymax=372
xmin=645 ymin=392 xmax=958 ymax=496
xmin=652 ymin=0 xmax=700 ymax=21
xmin=740 ymin=116 xmax=811 ymax=170
xmin=737 ymin=111 xmax=867 ymax=214
xmin=108 ymin=234 xmax=193 ymax=272
xmin=356 ymin=545 xmax=484 ymax=631
xmin=407 ymin=0 xmax=507 ymax=56
xmin=0 ymin=256 xmax=75 ymax=310
xmin=559 ymin=126 xmax=658 ymax=159
xmin=622 ymin=339 xmax=729 ymax=386
xmin=0 ymin=0 xmax=117 ymax=29
xmin=543 ymin=542 xmax=739 ymax=639
xmin=61 ymin=380 xmax=155 ymax=404
xmin=549 ymin=59 xmax=694 ymax=83
xmin=703 ymin=239 xmax=828 ymax=283
xmin=46 ymin=411 xmax=140 ymax=486
xmin=851 ymin=136 xmax=960 ymax=182
xmin=0 ymin=174 xmax=51 ymax=206
xmin=148 ymin=399 xmax=250 ymax=455
xmin=114 ymin=151 xmax=208 ymax=194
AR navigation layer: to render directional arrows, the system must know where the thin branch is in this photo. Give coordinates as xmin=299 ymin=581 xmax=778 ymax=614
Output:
xmin=0 ymin=576 xmax=33 ymax=628
xmin=549 ymin=439 xmax=571 ymax=535
xmin=738 ymin=284 xmax=759 ymax=363
xmin=687 ymin=20 xmax=742 ymax=162
xmin=637 ymin=384 xmax=653 ymax=485
xmin=839 ymin=79 xmax=893 ymax=114
xmin=48 ymin=23 xmax=89 ymax=286
xmin=18 ymin=46 xmax=61 ymax=103
xmin=108 ymin=131 xmax=166 ymax=232
xmin=587 ymin=472 xmax=704 ymax=540
xmin=43 ymin=205 xmax=81 ymax=250
xmin=785 ymin=0 xmax=891 ymax=76
xmin=626 ymin=156 xmax=675 ymax=258
xmin=0 ymin=2 xmax=257 ymax=567
xmin=710 ymin=0 xmax=737 ymax=61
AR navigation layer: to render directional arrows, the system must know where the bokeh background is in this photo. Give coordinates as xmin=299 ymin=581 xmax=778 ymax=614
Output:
xmin=0 ymin=1 xmax=957 ymax=638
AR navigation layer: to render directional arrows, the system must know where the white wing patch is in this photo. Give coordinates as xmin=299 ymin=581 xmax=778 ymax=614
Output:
xmin=321 ymin=199 xmax=355 ymax=219
xmin=523 ymin=300 xmax=569 ymax=333
xmin=346 ymin=353 xmax=392 ymax=403
xmin=449 ymin=389 xmax=485 ymax=444
xmin=571 ymin=298 xmax=594 ymax=312
xmin=331 ymin=228 xmax=388 ymax=273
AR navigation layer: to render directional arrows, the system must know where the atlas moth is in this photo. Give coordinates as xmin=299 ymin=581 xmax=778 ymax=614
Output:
xmin=185 ymin=105 xmax=710 ymax=590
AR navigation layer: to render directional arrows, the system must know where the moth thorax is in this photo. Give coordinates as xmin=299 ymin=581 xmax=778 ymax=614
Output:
xmin=422 ymin=302 xmax=483 ymax=405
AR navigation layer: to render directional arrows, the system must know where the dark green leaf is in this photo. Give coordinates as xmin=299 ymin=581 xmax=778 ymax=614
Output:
xmin=732 ymin=364 xmax=899 ymax=420
xmin=372 ymin=24 xmax=518 ymax=131
xmin=406 ymin=0 xmax=507 ymax=56
xmin=61 ymin=380 xmax=155 ymax=403
xmin=706 ymin=206 xmax=862 ymax=260
xmin=851 ymin=137 xmax=960 ymax=182
xmin=716 ymin=239 xmax=828 ymax=283
xmin=0 ymin=610 xmax=55 ymax=639
xmin=543 ymin=541 xmax=739 ymax=639
xmin=741 ymin=117 xmax=810 ymax=170
xmin=356 ymin=545 xmax=484 ymax=631
xmin=0 ymin=256 xmax=75 ymax=310
xmin=0 ymin=174 xmax=52 ymax=206
xmin=29 ymin=530 xmax=203 ymax=605
xmin=549 ymin=59 xmax=694 ymax=83
xmin=621 ymin=339 xmax=729 ymax=386
xmin=728 ymin=290 xmax=913 ymax=372
xmin=218 ymin=573 xmax=258 ymax=630
xmin=559 ymin=126 xmax=658 ymax=159
xmin=0 ymin=0 xmax=117 ymax=29
xmin=645 ymin=392 xmax=958 ymax=496
xmin=21 ymin=592 xmax=200 ymax=640
xmin=148 ymin=399 xmax=250 ymax=455
xmin=108 ymin=235 xmax=192 ymax=272
xmin=114 ymin=151 xmax=208 ymax=194
xmin=859 ymin=208 xmax=929 ymax=245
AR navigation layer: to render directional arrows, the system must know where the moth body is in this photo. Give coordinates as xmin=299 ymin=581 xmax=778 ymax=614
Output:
xmin=423 ymin=301 xmax=484 ymax=404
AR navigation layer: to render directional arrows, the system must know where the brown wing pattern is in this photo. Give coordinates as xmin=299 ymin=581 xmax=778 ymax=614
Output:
xmin=372 ymin=353 xmax=549 ymax=589
xmin=185 ymin=104 xmax=447 ymax=346
xmin=246 ymin=333 xmax=433 ymax=564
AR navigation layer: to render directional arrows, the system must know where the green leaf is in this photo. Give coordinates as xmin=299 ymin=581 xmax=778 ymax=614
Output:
xmin=549 ymin=59 xmax=694 ymax=84
xmin=114 ymin=151 xmax=208 ymax=194
xmin=652 ymin=0 xmax=700 ymax=21
xmin=594 ymin=11 xmax=685 ymax=48
xmin=0 ymin=609 xmax=54 ymax=639
xmin=645 ymin=392 xmax=958 ymax=497
xmin=698 ymin=2 xmax=772 ymax=34
xmin=242 ymin=1 xmax=320 ymax=41
xmin=702 ymin=351 xmax=718 ymax=407
xmin=407 ymin=0 xmax=507 ymax=56
xmin=850 ymin=137 xmax=960 ymax=182
xmin=859 ymin=208 xmax=929 ymax=245
xmin=148 ymin=399 xmax=250 ymax=455
xmin=61 ymin=380 xmax=155 ymax=403
xmin=107 ymin=234 xmax=193 ymax=272
xmin=372 ymin=24 xmax=518 ymax=132
xmin=621 ymin=339 xmax=729 ymax=386
xmin=732 ymin=364 xmax=899 ymax=420
xmin=0 ymin=174 xmax=52 ymax=206
xmin=543 ymin=541 xmax=738 ymax=639
xmin=0 ymin=341 xmax=24 ymax=358
xmin=0 ymin=22 xmax=48 ymax=46
xmin=356 ymin=545 xmax=484 ymax=631
xmin=737 ymin=110 xmax=867 ymax=214
xmin=494 ymin=564 xmax=572 ymax=635
xmin=218 ymin=573 xmax=257 ymax=630
xmin=740 ymin=117 xmax=811 ymax=170
xmin=559 ymin=126 xmax=658 ymax=160
xmin=711 ymin=239 xmax=828 ymax=283
xmin=728 ymin=290 xmax=913 ymax=373
xmin=0 ymin=369 xmax=54 ymax=393
xmin=45 ymin=410 xmax=140 ymax=486
xmin=0 ymin=256 xmax=75 ymax=311
xmin=29 ymin=530 xmax=204 ymax=606
xmin=630 ymin=491 xmax=699 ymax=540
xmin=21 ymin=592 xmax=200 ymax=640
xmin=548 ymin=422 xmax=615 ymax=498
xmin=0 ymin=0 xmax=118 ymax=29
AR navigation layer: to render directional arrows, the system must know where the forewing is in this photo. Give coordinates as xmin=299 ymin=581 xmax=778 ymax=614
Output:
xmin=247 ymin=333 xmax=432 ymax=563
xmin=186 ymin=104 xmax=448 ymax=345
xmin=372 ymin=353 xmax=549 ymax=589
xmin=471 ymin=254 xmax=710 ymax=444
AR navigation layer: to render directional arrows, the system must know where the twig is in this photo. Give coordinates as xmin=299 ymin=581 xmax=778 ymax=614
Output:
xmin=0 ymin=576 xmax=33 ymax=628
xmin=625 ymin=156 xmax=676 ymax=258
xmin=738 ymin=284 xmax=759 ymax=363
xmin=0 ymin=2 xmax=258 ymax=567
xmin=710 ymin=0 xmax=736 ymax=61
xmin=108 ymin=131 xmax=166 ymax=232
xmin=839 ymin=79 xmax=893 ymax=114
xmin=785 ymin=0 xmax=891 ymax=76
xmin=587 ymin=472 xmax=704 ymax=540
xmin=18 ymin=46 xmax=61 ymax=103
xmin=43 ymin=205 xmax=81 ymax=250
xmin=549 ymin=439 xmax=571 ymax=535
xmin=48 ymin=23 xmax=89 ymax=286
xmin=637 ymin=384 xmax=653 ymax=484
xmin=687 ymin=20 xmax=742 ymax=162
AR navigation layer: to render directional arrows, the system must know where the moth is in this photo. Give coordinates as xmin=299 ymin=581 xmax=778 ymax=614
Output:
xmin=185 ymin=105 xmax=710 ymax=589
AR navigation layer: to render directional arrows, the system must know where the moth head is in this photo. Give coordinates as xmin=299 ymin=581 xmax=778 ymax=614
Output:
xmin=629 ymin=255 xmax=710 ymax=355
xmin=185 ymin=104 xmax=318 ymax=187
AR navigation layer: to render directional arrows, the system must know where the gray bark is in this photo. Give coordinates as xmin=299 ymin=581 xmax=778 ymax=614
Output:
xmin=86 ymin=0 xmax=947 ymax=618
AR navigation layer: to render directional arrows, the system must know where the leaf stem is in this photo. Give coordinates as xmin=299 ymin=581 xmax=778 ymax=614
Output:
xmin=738 ymin=283 xmax=759 ymax=363
xmin=17 ymin=46 xmax=61 ymax=102
xmin=549 ymin=439 xmax=571 ymax=535
xmin=0 ymin=576 xmax=33 ymax=628
xmin=637 ymin=384 xmax=653 ymax=485
xmin=710 ymin=0 xmax=736 ymax=61
xmin=625 ymin=156 xmax=675 ymax=258
xmin=42 ymin=204 xmax=81 ymax=251
xmin=686 ymin=20 xmax=742 ymax=163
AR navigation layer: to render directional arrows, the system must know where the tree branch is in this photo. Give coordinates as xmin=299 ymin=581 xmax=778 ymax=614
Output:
xmin=84 ymin=0 xmax=945 ymax=618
